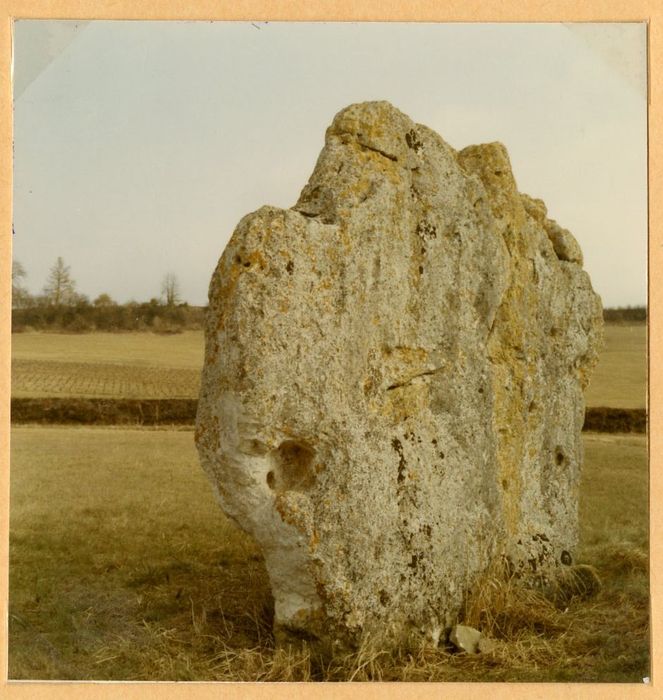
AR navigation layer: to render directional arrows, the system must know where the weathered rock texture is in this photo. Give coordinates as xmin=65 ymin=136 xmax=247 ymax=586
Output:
xmin=195 ymin=101 xmax=603 ymax=652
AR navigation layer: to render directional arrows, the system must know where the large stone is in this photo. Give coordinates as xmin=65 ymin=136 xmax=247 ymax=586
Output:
xmin=195 ymin=101 xmax=603 ymax=653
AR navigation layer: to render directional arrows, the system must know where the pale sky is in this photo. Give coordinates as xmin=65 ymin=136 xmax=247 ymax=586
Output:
xmin=12 ymin=21 xmax=647 ymax=308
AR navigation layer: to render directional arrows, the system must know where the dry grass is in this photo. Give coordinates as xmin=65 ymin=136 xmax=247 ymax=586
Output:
xmin=11 ymin=330 xmax=204 ymax=367
xmin=8 ymin=427 xmax=649 ymax=682
xmin=11 ymin=331 xmax=203 ymax=399
xmin=584 ymin=324 xmax=646 ymax=409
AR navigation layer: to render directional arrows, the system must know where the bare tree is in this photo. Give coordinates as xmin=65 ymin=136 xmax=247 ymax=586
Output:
xmin=161 ymin=272 xmax=181 ymax=307
xmin=43 ymin=257 xmax=77 ymax=306
xmin=12 ymin=260 xmax=30 ymax=308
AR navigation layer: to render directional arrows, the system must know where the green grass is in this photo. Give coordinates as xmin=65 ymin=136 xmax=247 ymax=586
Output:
xmin=8 ymin=427 xmax=649 ymax=681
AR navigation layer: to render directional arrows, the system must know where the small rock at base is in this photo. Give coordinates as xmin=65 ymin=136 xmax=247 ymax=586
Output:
xmin=450 ymin=624 xmax=483 ymax=654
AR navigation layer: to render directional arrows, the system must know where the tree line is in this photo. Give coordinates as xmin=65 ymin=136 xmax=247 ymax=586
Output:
xmin=12 ymin=257 xmax=204 ymax=333
xmin=11 ymin=256 xmax=647 ymax=333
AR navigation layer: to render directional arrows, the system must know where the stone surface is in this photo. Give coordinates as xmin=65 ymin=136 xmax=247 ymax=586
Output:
xmin=195 ymin=101 xmax=603 ymax=652
xmin=450 ymin=625 xmax=483 ymax=654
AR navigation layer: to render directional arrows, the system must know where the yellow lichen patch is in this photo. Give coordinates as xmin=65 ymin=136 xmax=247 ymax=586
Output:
xmin=214 ymin=249 xmax=268 ymax=332
xmin=487 ymin=228 xmax=543 ymax=536
xmin=490 ymin=363 xmax=526 ymax=536
xmin=381 ymin=382 xmax=430 ymax=425
xmin=381 ymin=346 xmax=430 ymax=387
xmin=350 ymin=148 xmax=402 ymax=187
xmin=241 ymin=249 xmax=268 ymax=271
xmin=339 ymin=174 xmax=372 ymax=202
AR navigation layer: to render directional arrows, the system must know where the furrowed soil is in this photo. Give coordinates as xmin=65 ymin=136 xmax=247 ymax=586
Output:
xmin=11 ymin=331 xmax=203 ymax=399
xmin=8 ymin=427 xmax=649 ymax=682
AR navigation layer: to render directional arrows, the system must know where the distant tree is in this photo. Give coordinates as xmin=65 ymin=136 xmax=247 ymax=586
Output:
xmin=161 ymin=272 xmax=181 ymax=307
xmin=93 ymin=293 xmax=116 ymax=307
xmin=11 ymin=260 xmax=31 ymax=308
xmin=43 ymin=257 xmax=77 ymax=306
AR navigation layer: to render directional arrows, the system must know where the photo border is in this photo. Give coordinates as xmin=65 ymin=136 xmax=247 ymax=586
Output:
xmin=1 ymin=2 xmax=659 ymax=698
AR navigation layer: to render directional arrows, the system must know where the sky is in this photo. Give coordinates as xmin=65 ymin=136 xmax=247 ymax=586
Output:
xmin=12 ymin=21 xmax=647 ymax=308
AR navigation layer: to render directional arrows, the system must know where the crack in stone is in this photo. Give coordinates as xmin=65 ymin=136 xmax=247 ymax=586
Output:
xmin=357 ymin=142 xmax=398 ymax=162
xmin=386 ymin=367 xmax=443 ymax=391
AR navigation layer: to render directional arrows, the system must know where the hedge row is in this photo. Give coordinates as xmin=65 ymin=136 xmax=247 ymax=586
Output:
xmin=10 ymin=399 xmax=647 ymax=434
xmin=11 ymin=398 xmax=198 ymax=426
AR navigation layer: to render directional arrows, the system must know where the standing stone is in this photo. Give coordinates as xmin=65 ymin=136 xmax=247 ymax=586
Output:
xmin=195 ymin=101 xmax=603 ymax=653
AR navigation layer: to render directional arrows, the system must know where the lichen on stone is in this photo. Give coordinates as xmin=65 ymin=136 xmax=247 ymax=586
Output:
xmin=195 ymin=101 xmax=603 ymax=653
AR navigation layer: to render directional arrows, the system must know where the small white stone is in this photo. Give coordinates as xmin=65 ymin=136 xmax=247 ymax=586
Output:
xmin=450 ymin=625 xmax=482 ymax=654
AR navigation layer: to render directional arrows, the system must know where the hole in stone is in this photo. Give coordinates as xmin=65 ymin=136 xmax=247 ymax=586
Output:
xmin=272 ymin=440 xmax=316 ymax=492
xmin=555 ymin=449 xmax=565 ymax=466
xmin=478 ymin=387 xmax=484 ymax=394
xmin=243 ymin=261 xmax=251 ymax=268
xmin=266 ymin=471 xmax=276 ymax=489
xmin=234 ymin=254 xmax=242 ymax=265
xmin=528 ymin=400 xmax=537 ymax=412
xmin=502 ymin=479 xmax=509 ymax=490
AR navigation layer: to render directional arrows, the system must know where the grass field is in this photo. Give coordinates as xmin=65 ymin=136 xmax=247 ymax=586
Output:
xmin=584 ymin=324 xmax=647 ymax=409
xmin=8 ymin=426 xmax=649 ymax=682
xmin=11 ymin=331 xmax=203 ymax=399
xmin=11 ymin=360 xmax=201 ymax=399
xmin=10 ymin=324 xmax=646 ymax=407
xmin=11 ymin=330 xmax=204 ymax=368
